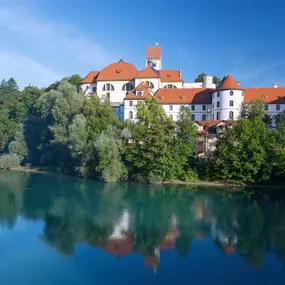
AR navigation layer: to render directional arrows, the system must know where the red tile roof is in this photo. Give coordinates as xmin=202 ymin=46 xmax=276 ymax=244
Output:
xmin=144 ymin=256 xmax=159 ymax=268
xmin=80 ymin=71 xmax=99 ymax=84
xmin=218 ymin=75 xmax=241 ymax=90
xmin=99 ymin=240 xmax=133 ymax=256
xmin=221 ymin=245 xmax=236 ymax=256
xmin=154 ymin=88 xmax=213 ymax=104
xmin=198 ymin=120 xmax=225 ymax=128
xmin=160 ymin=70 xmax=183 ymax=82
xmin=135 ymin=66 xmax=160 ymax=78
xmin=124 ymin=84 xmax=152 ymax=100
xmin=97 ymin=61 xmax=138 ymax=81
xmin=244 ymin=88 xmax=285 ymax=104
xmin=146 ymin=46 xmax=162 ymax=59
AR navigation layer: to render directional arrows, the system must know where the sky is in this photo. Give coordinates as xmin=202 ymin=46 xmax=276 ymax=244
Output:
xmin=0 ymin=0 xmax=285 ymax=89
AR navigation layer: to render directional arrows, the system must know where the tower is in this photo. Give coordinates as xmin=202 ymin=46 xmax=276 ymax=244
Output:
xmin=146 ymin=44 xmax=162 ymax=70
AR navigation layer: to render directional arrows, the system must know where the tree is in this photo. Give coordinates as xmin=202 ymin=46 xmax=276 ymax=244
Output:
xmin=83 ymin=94 xmax=121 ymax=139
xmin=8 ymin=124 xmax=28 ymax=163
xmin=95 ymin=126 xmax=126 ymax=182
xmin=175 ymin=105 xmax=197 ymax=179
xmin=240 ymin=99 xmax=265 ymax=120
xmin=125 ymin=98 xmax=177 ymax=182
xmin=212 ymin=118 xmax=273 ymax=183
xmin=194 ymin=73 xmax=220 ymax=84
xmin=39 ymin=80 xmax=86 ymax=173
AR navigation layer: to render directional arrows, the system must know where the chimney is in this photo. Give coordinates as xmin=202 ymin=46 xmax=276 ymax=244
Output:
xmin=179 ymin=68 xmax=182 ymax=79
xmin=273 ymin=83 xmax=278 ymax=88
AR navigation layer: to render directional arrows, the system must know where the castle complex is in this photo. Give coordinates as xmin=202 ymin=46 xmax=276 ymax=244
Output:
xmin=79 ymin=45 xmax=285 ymax=122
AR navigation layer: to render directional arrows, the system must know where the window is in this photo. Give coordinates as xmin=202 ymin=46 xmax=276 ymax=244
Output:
xmin=146 ymin=81 xmax=154 ymax=88
xmin=122 ymin=82 xmax=134 ymax=91
xmin=169 ymin=114 xmax=173 ymax=120
xmin=217 ymin=91 xmax=220 ymax=97
xmin=129 ymin=101 xmax=133 ymax=107
xmin=230 ymin=100 xmax=234 ymax=107
xmin=217 ymin=112 xmax=220 ymax=120
xmin=102 ymin=83 xmax=114 ymax=91
xmin=92 ymin=86 xmax=97 ymax=93
xmin=229 ymin=111 xmax=234 ymax=120
xmin=217 ymin=101 xmax=220 ymax=108
xmin=164 ymin=84 xmax=177 ymax=89
xmin=202 ymin=114 xmax=207 ymax=121
xmin=202 ymin=105 xmax=206 ymax=111
xmin=263 ymin=104 xmax=268 ymax=111
xmin=230 ymin=91 xmax=234 ymax=96
xmin=191 ymin=105 xmax=195 ymax=111
xmin=129 ymin=111 xmax=133 ymax=119
xmin=276 ymin=104 xmax=281 ymax=111
xmin=191 ymin=114 xmax=195 ymax=121
xmin=137 ymin=91 xmax=143 ymax=96
xmin=169 ymin=105 xmax=173 ymax=111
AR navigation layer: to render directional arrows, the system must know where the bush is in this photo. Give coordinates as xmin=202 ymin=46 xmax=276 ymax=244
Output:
xmin=184 ymin=168 xmax=198 ymax=182
xmin=0 ymin=154 xmax=20 ymax=170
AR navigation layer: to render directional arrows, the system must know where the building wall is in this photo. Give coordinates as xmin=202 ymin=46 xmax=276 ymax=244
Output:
xmin=212 ymin=90 xmax=244 ymax=120
xmin=97 ymin=80 xmax=135 ymax=103
xmin=160 ymin=104 xmax=212 ymax=122
xmin=124 ymin=100 xmax=141 ymax=121
xmin=135 ymin=78 xmax=161 ymax=92
xmin=161 ymin=82 xmax=183 ymax=89
xmin=267 ymin=103 xmax=285 ymax=117
xmin=80 ymin=83 xmax=97 ymax=95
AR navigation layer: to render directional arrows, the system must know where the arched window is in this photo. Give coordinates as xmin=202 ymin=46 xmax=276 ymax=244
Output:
xmin=164 ymin=84 xmax=177 ymax=89
xmin=229 ymin=111 xmax=234 ymax=120
xmin=145 ymin=81 xmax=154 ymax=89
xmin=191 ymin=114 xmax=195 ymax=121
xmin=102 ymin=83 xmax=114 ymax=91
xmin=217 ymin=112 xmax=220 ymax=120
xmin=129 ymin=111 xmax=133 ymax=119
xmin=122 ymin=82 xmax=134 ymax=91
xmin=202 ymin=114 xmax=207 ymax=121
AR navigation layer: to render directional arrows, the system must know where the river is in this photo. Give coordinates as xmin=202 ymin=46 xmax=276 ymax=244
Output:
xmin=0 ymin=172 xmax=285 ymax=284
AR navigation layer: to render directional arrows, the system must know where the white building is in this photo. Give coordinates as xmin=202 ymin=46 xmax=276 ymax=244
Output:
xmin=79 ymin=46 xmax=285 ymax=122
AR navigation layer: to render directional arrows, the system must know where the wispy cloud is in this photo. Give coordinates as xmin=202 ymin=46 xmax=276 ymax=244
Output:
xmin=229 ymin=59 xmax=285 ymax=87
xmin=0 ymin=4 xmax=117 ymax=88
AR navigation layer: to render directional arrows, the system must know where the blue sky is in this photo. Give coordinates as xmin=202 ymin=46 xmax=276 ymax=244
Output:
xmin=0 ymin=0 xmax=284 ymax=88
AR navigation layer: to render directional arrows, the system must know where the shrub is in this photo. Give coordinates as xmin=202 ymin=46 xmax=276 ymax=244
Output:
xmin=0 ymin=154 xmax=20 ymax=170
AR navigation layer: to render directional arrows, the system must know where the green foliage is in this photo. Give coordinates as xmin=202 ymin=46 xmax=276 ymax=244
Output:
xmin=95 ymin=126 xmax=127 ymax=182
xmin=0 ymin=154 xmax=20 ymax=170
xmin=8 ymin=124 xmax=28 ymax=163
xmin=212 ymin=117 xmax=274 ymax=184
xmin=83 ymin=94 xmax=121 ymax=139
xmin=125 ymin=98 xmax=177 ymax=182
xmin=194 ymin=73 xmax=220 ymax=84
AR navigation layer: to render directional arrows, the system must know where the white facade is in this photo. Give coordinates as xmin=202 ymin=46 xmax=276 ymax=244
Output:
xmin=212 ymin=89 xmax=243 ymax=121
xmin=97 ymin=80 xmax=135 ymax=103
xmin=79 ymin=46 xmax=285 ymax=122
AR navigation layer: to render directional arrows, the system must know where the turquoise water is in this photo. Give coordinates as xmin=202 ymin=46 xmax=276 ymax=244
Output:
xmin=0 ymin=172 xmax=285 ymax=284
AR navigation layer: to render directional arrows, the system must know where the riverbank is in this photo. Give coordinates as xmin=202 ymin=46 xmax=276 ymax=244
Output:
xmin=7 ymin=166 xmax=285 ymax=189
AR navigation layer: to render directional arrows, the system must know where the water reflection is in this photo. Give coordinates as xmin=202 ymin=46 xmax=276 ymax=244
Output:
xmin=0 ymin=172 xmax=285 ymax=271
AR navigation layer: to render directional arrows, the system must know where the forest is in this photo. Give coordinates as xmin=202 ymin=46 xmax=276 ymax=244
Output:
xmin=0 ymin=76 xmax=284 ymax=184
